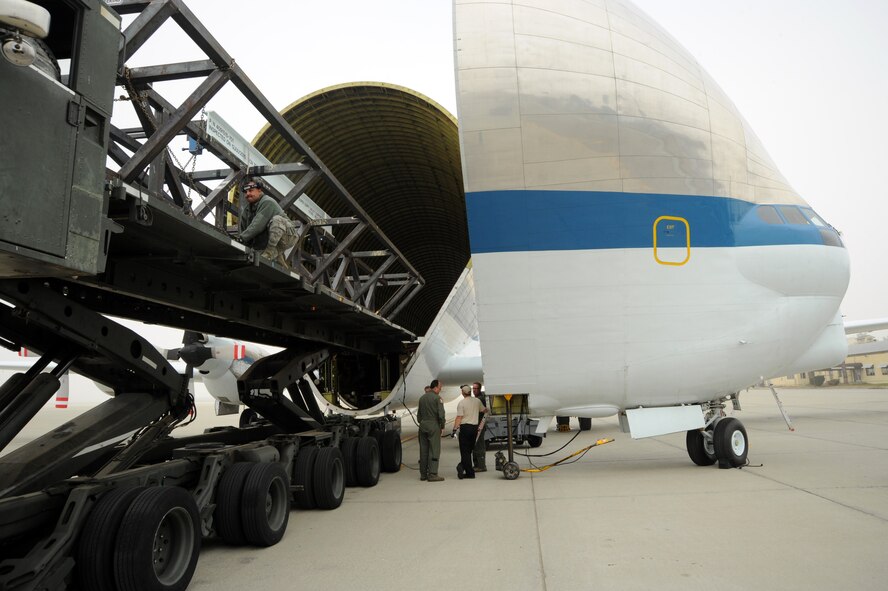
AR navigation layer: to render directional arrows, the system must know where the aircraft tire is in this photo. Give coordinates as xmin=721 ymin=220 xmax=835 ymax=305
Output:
xmin=381 ymin=430 xmax=402 ymax=472
xmin=292 ymin=446 xmax=319 ymax=509
xmin=685 ymin=429 xmax=716 ymax=466
xmin=76 ymin=486 xmax=146 ymax=591
xmin=114 ymin=487 xmax=201 ymax=591
xmin=213 ymin=462 xmax=253 ymax=544
xmin=578 ymin=417 xmax=592 ymax=431
xmin=355 ymin=436 xmax=381 ymax=487
xmin=713 ymin=418 xmax=748 ymax=467
xmin=239 ymin=408 xmax=259 ymax=428
xmin=341 ymin=437 xmax=360 ymax=487
xmin=241 ymin=462 xmax=290 ymax=547
xmin=313 ymin=447 xmax=345 ymax=510
xmin=528 ymin=435 xmax=543 ymax=448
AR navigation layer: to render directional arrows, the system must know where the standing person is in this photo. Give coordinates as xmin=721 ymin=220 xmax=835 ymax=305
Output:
xmin=417 ymin=379 xmax=446 ymax=482
xmin=237 ymin=177 xmax=300 ymax=266
xmin=453 ymin=384 xmax=483 ymax=479
xmin=471 ymin=382 xmax=488 ymax=472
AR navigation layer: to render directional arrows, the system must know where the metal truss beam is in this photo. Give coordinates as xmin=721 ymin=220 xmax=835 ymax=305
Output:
xmin=103 ymin=0 xmax=423 ymax=333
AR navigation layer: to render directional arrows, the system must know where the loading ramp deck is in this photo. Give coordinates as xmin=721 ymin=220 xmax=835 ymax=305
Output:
xmin=0 ymin=0 xmax=421 ymax=498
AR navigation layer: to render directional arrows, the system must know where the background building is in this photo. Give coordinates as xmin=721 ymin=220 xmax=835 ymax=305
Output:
xmin=771 ymin=334 xmax=888 ymax=387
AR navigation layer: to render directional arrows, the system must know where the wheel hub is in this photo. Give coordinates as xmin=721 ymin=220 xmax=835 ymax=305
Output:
xmin=730 ymin=430 xmax=746 ymax=456
xmin=152 ymin=507 xmax=194 ymax=584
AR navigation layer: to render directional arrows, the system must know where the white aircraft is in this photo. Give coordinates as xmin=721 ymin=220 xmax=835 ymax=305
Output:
xmin=0 ymin=332 xmax=269 ymax=420
xmin=168 ymin=331 xmax=272 ymax=419
xmin=290 ymin=1 xmax=888 ymax=475
xmin=446 ymin=0 xmax=858 ymax=468
xmin=318 ymin=0 xmax=874 ymax=471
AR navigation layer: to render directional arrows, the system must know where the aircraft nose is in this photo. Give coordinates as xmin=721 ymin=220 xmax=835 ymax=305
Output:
xmin=732 ymin=204 xmax=850 ymax=298
xmin=735 ymin=241 xmax=850 ymax=299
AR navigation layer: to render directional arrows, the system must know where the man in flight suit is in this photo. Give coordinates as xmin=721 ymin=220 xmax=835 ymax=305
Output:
xmin=417 ymin=379 xmax=446 ymax=482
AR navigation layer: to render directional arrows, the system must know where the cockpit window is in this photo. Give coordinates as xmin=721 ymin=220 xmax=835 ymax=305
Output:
xmin=801 ymin=208 xmax=828 ymax=227
xmin=756 ymin=205 xmax=783 ymax=224
xmin=777 ymin=206 xmax=809 ymax=225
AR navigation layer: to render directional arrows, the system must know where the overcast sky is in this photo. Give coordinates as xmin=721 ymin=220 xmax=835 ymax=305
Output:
xmin=125 ymin=0 xmax=887 ymax=322
xmin=633 ymin=0 xmax=888 ymax=323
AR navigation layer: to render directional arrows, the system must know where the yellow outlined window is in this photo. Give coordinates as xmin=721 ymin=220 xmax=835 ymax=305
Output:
xmin=653 ymin=216 xmax=690 ymax=266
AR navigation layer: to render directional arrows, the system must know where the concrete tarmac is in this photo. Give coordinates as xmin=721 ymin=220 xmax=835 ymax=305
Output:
xmin=5 ymin=387 xmax=887 ymax=589
xmin=185 ymin=387 xmax=888 ymax=591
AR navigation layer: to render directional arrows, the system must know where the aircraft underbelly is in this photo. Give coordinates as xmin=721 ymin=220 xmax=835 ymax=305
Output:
xmin=472 ymin=245 xmax=847 ymax=414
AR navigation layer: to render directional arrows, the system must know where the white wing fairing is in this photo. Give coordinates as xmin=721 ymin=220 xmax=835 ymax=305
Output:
xmin=454 ymin=0 xmax=850 ymax=421
xmin=337 ymin=264 xmax=481 ymax=415
xmin=844 ymin=318 xmax=888 ymax=334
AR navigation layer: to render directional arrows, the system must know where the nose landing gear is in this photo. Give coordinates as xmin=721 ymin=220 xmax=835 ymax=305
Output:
xmin=713 ymin=417 xmax=748 ymax=468
xmin=686 ymin=402 xmax=749 ymax=469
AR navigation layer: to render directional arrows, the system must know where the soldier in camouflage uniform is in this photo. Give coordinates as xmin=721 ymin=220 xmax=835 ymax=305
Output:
xmin=238 ymin=178 xmax=300 ymax=267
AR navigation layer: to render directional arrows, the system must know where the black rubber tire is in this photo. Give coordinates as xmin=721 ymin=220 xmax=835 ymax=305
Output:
xmin=527 ymin=434 xmax=543 ymax=448
xmin=503 ymin=461 xmax=520 ymax=480
xmin=313 ymin=446 xmax=345 ymax=510
xmin=241 ymin=462 xmax=290 ymax=547
xmin=555 ymin=416 xmax=570 ymax=426
xmin=686 ymin=429 xmax=716 ymax=466
xmin=239 ymin=408 xmax=259 ymax=428
xmin=380 ymin=429 xmax=402 ymax=473
xmin=292 ymin=446 xmax=319 ymax=510
xmin=213 ymin=462 xmax=253 ymax=544
xmin=114 ymin=487 xmax=201 ymax=591
xmin=76 ymin=487 xmax=145 ymax=591
xmin=713 ymin=417 xmax=748 ymax=467
xmin=341 ymin=436 xmax=360 ymax=487
xmin=355 ymin=436 xmax=381 ymax=487
xmin=578 ymin=417 xmax=592 ymax=431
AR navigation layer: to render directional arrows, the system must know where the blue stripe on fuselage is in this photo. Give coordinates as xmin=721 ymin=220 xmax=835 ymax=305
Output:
xmin=466 ymin=190 xmax=837 ymax=254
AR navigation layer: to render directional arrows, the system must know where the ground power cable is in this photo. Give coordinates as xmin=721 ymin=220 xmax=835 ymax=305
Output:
xmin=521 ymin=437 xmax=615 ymax=473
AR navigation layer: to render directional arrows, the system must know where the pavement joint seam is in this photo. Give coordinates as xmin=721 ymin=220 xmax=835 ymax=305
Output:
xmin=529 ymin=471 xmax=548 ymax=591
xmin=742 ymin=470 xmax=888 ymax=522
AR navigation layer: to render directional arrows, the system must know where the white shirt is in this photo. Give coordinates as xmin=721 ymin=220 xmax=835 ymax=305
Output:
xmin=456 ymin=396 xmax=483 ymax=425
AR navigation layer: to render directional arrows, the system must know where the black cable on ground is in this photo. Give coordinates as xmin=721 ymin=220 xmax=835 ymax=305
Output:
xmin=521 ymin=437 xmax=615 ymax=474
xmin=513 ymin=429 xmax=583 ymax=458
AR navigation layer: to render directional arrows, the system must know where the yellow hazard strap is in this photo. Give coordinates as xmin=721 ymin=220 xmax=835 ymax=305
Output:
xmin=522 ymin=438 xmax=615 ymax=473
